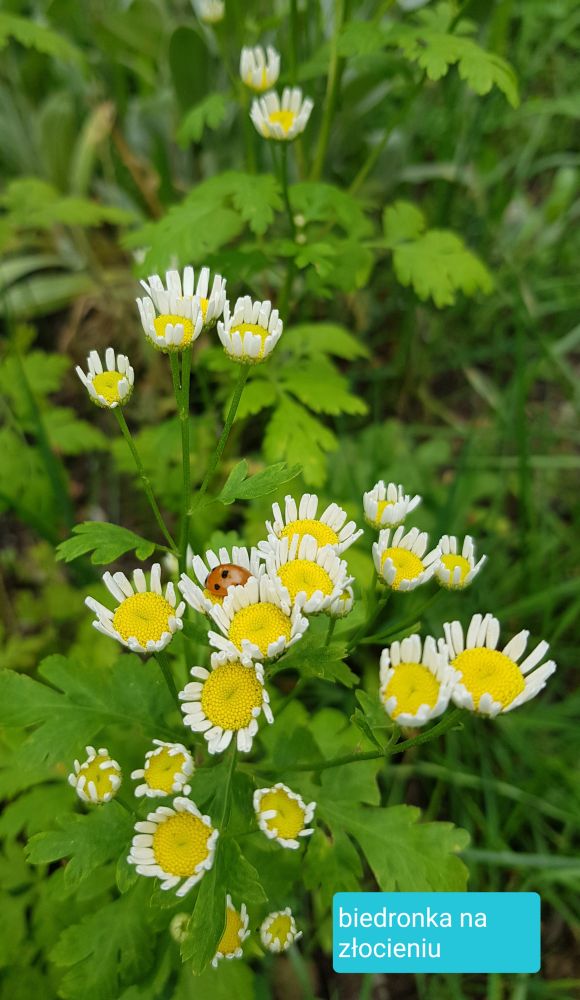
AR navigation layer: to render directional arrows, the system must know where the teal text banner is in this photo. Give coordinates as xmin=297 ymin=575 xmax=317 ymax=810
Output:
xmin=333 ymin=892 xmax=541 ymax=973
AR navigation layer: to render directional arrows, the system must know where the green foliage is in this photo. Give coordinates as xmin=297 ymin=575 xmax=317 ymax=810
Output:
xmin=0 ymin=178 xmax=134 ymax=234
xmin=264 ymin=396 xmax=338 ymax=486
xmin=217 ymin=459 xmax=302 ymax=505
xmin=56 ymin=522 xmax=157 ymax=565
xmin=177 ymin=94 xmax=229 ymax=146
xmin=383 ymin=200 xmax=494 ymax=307
xmin=0 ymin=12 xmax=86 ymax=69
xmin=27 ymin=807 xmax=134 ymax=889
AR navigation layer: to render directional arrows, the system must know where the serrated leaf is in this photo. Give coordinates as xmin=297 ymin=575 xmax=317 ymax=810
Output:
xmin=218 ymin=459 xmax=302 ymax=505
xmin=56 ymin=522 xmax=157 ymax=564
xmin=221 ymin=840 xmax=267 ymax=904
xmin=176 ymin=93 xmax=228 ymax=146
xmin=284 ymin=323 xmax=369 ymax=361
xmin=319 ymin=799 xmax=470 ymax=891
xmin=278 ymin=633 xmax=358 ymax=688
xmin=0 ymin=178 xmax=134 ymax=229
xmin=234 ymin=378 xmax=278 ymax=418
xmin=383 ymin=200 xmax=493 ymax=307
xmin=264 ymin=397 xmax=337 ymax=487
xmin=229 ymin=173 xmax=283 ymax=235
xmin=0 ymin=13 xmax=86 ymax=69
xmin=27 ymin=806 xmax=133 ymax=888
xmin=44 ymin=408 xmax=109 ymax=455
xmin=281 ymin=359 xmax=367 ymax=416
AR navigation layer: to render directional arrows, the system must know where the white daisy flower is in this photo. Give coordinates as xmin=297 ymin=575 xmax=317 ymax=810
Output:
xmin=263 ymin=493 xmax=363 ymax=555
xmin=379 ymin=634 xmax=457 ymax=728
xmin=240 ymin=45 xmax=280 ymax=92
xmin=435 ymin=535 xmax=487 ymax=590
xmin=373 ymin=526 xmax=440 ymax=591
xmin=85 ymin=563 xmax=185 ymax=654
xmin=128 ymin=796 xmax=218 ymax=897
xmin=363 ymin=481 xmax=421 ymax=530
xmin=212 ymin=895 xmax=250 ymax=967
xmin=137 ymin=266 xmax=226 ymax=352
xmin=253 ymin=782 xmax=316 ymax=849
xmin=264 ymin=534 xmax=352 ymax=614
xmin=195 ymin=0 xmax=224 ymax=24
xmin=260 ymin=908 xmax=302 ymax=953
xmin=217 ymin=296 xmax=283 ymax=364
xmin=250 ymin=87 xmax=314 ymax=141
xmin=75 ymin=348 xmax=134 ymax=409
xmin=208 ymin=575 xmax=308 ymax=662
xmin=325 ymin=584 xmax=355 ymax=619
xmin=131 ymin=740 xmax=194 ymax=799
xmin=179 ymin=651 xmax=273 ymax=754
xmin=68 ymin=746 xmax=121 ymax=804
xmin=178 ymin=545 xmax=263 ymax=616
xmin=443 ymin=613 xmax=557 ymax=717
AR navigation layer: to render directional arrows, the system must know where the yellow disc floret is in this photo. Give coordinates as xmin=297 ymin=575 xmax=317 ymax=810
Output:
xmin=144 ymin=748 xmax=187 ymax=794
xmin=440 ymin=554 xmax=471 ymax=587
xmin=267 ymin=912 xmax=293 ymax=947
xmin=382 ymin=663 xmax=440 ymax=718
xmin=153 ymin=313 xmax=195 ymax=345
xmin=278 ymin=560 xmax=333 ymax=601
xmin=228 ymin=603 xmax=291 ymax=657
xmin=92 ymin=370 xmax=124 ymax=404
xmin=200 ymin=662 xmax=263 ymax=731
xmin=230 ymin=322 xmax=269 ymax=359
xmin=259 ymin=787 xmax=306 ymax=840
xmin=218 ymin=906 xmax=244 ymax=956
xmin=113 ymin=592 xmax=174 ymax=646
xmin=381 ymin=547 xmax=425 ymax=589
xmin=79 ymin=754 xmax=119 ymax=798
xmin=269 ymin=110 xmax=296 ymax=134
xmin=152 ymin=813 xmax=211 ymax=877
xmin=453 ymin=648 xmax=525 ymax=710
xmin=280 ymin=518 xmax=339 ymax=547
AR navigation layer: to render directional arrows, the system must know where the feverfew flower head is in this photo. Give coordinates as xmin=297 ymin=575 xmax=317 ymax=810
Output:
xmin=76 ymin=348 xmax=134 ymax=409
xmin=131 ymin=740 xmax=194 ymax=799
xmin=373 ymin=526 xmax=440 ymax=592
xmin=260 ymin=908 xmax=302 ymax=953
xmin=264 ymin=493 xmax=363 ymax=555
xmin=212 ymin=895 xmax=250 ymax=967
xmin=217 ymin=297 xmax=283 ymax=364
xmin=178 ymin=544 xmax=263 ymax=616
xmin=264 ymin=533 xmax=352 ymax=614
xmin=128 ymin=796 xmax=218 ymax=896
xmin=253 ymin=782 xmax=316 ymax=849
xmin=363 ymin=481 xmax=421 ymax=530
xmin=379 ymin=634 xmax=457 ymax=728
xmin=196 ymin=0 xmax=224 ymax=24
xmin=326 ymin=584 xmax=354 ymax=619
xmin=208 ymin=574 xmax=308 ymax=662
xmin=179 ymin=651 xmax=273 ymax=754
xmin=251 ymin=87 xmax=313 ymax=141
xmin=68 ymin=746 xmax=121 ymax=803
xmin=435 ymin=535 xmax=487 ymax=590
xmin=137 ymin=266 xmax=226 ymax=351
xmin=86 ymin=563 xmax=185 ymax=654
xmin=443 ymin=613 xmax=557 ymax=717
xmin=240 ymin=45 xmax=280 ymax=92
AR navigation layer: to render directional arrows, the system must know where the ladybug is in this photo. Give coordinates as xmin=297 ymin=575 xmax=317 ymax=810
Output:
xmin=206 ymin=563 xmax=252 ymax=598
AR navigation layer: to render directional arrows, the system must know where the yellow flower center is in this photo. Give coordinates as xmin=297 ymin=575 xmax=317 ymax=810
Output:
xmin=228 ymin=603 xmax=291 ymax=657
xmin=144 ymin=748 xmax=187 ymax=794
xmin=267 ymin=913 xmax=293 ymax=947
xmin=439 ymin=554 xmax=471 ymax=587
xmin=453 ymin=648 xmax=525 ymax=710
xmin=218 ymin=906 xmax=244 ymax=956
xmin=259 ymin=788 xmax=306 ymax=839
xmin=230 ymin=322 xmax=269 ymax=359
xmin=380 ymin=547 xmax=425 ymax=589
xmin=153 ymin=313 xmax=195 ymax=345
xmin=376 ymin=499 xmax=394 ymax=520
xmin=278 ymin=560 xmax=334 ymax=602
xmin=200 ymin=662 xmax=263 ymax=730
xmin=152 ymin=813 xmax=211 ymax=877
xmin=80 ymin=755 xmax=119 ymax=798
xmin=92 ymin=370 xmax=124 ymax=404
xmin=113 ymin=592 xmax=174 ymax=646
xmin=279 ymin=518 xmax=339 ymax=547
xmin=382 ymin=663 xmax=440 ymax=718
xmin=199 ymin=297 xmax=209 ymax=320
xmin=203 ymin=587 xmax=223 ymax=606
xmin=269 ymin=109 xmax=296 ymax=134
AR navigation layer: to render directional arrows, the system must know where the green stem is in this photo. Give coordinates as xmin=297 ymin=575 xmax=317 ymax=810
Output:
xmin=113 ymin=408 xmax=177 ymax=552
xmin=310 ymin=0 xmax=347 ymax=180
xmin=349 ymin=77 xmax=424 ymax=195
xmin=274 ymin=709 xmax=464 ymax=774
xmin=289 ymin=0 xmax=299 ymax=82
xmin=280 ymin=143 xmax=296 ymax=237
xmin=326 ymin=617 xmax=336 ymax=645
xmin=191 ymin=364 xmax=250 ymax=511
xmin=156 ymin=649 xmax=182 ymax=712
xmin=348 ymin=590 xmax=390 ymax=653
xmin=178 ymin=350 xmax=193 ymax=574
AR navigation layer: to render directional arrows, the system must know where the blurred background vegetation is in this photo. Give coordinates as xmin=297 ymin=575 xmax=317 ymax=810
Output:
xmin=1 ymin=0 xmax=579 ymax=998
